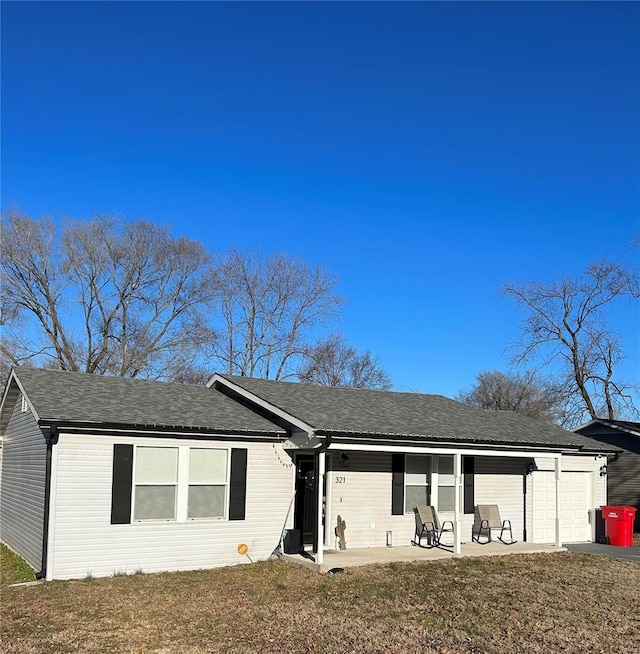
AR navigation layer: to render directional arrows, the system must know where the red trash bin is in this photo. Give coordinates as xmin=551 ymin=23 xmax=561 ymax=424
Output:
xmin=601 ymin=505 xmax=637 ymax=547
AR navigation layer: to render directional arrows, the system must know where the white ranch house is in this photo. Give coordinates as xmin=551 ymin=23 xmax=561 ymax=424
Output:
xmin=0 ymin=367 xmax=616 ymax=580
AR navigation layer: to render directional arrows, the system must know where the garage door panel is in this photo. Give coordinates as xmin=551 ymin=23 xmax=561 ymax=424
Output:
xmin=531 ymin=471 xmax=592 ymax=543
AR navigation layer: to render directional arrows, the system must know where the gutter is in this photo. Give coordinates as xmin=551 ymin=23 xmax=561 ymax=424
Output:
xmin=35 ymin=425 xmax=57 ymax=580
xmin=317 ymin=431 xmax=332 ymax=452
xmin=41 ymin=420 xmax=286 ymax=440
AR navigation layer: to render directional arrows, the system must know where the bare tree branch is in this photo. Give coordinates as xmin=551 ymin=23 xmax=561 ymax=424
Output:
xmin=503 ymin=260 xmax=639 ymax=426
xmin=1 ymin=209 xmax=216 ymax=382
xmin=297 ymin=335 xmax=392 ymax=390
xmin=210 ymin=248 xmax=343 ymax=380
xmin=456 ymin=369 xmax=562 ymax=423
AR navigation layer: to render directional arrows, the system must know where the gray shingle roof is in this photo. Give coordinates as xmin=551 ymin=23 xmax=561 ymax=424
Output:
xmin=216 ymin=374 xmax=611 ymax=451
xmin=8 ymin=367 xmax=283 ymax=435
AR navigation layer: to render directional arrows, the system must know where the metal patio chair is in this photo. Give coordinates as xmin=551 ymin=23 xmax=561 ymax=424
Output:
xmin=412 ymin=505 xmax=454 ymax=549
xmin=472 ymin=504 xmax=516 ymax=545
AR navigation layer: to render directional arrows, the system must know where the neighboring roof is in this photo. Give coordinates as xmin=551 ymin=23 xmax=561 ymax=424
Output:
xmin=212 ymin=374 xmax=612 ymax=452
xmin=2 ymin=367 xmax=284 ymax=435
xmin=575 ymin=419 xmax=640 ymax=437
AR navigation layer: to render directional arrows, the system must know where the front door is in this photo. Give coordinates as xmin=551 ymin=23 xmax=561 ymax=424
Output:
xmin=294 ymin=455 xmax=317 ymax=546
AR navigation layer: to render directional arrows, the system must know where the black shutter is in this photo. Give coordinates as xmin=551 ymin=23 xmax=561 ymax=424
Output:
xmin=391 ymin=452 xmax=405 ymax=515
xmin=229 ymin=448 xmax=248 ymax=521
xmin=111 ymin=444 xmax=133 ymax=524
xmin=463 ymin=456 xmax=475 ymax=514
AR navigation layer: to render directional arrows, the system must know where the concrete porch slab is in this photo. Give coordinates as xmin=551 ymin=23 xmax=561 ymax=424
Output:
xmin=283 ymin=541 xmax=566 ymax=573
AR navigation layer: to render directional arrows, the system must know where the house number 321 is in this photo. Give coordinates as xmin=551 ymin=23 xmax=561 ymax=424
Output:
xmin=335 ymin=476 xmax=346 ymax=484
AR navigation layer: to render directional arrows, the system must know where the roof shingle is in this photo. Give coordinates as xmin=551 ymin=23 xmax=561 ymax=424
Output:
xmin=8 ymin=367 xmax=283 ymax=434
xmin=216 ymin=374 xmax=610 ymax=451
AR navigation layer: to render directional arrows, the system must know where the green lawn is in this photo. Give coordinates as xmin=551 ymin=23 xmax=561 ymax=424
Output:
xmin=1 ymin=544 xmax=35 ymax=587
xmin=2 ymin=551 xmax=639 ymax=653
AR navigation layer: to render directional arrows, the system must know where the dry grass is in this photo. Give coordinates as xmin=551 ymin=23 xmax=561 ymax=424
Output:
xmin=2 ymin=552 xmax=639 ymax=654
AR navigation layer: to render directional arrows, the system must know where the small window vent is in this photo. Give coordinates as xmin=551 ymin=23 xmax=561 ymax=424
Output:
xmin=20 ymin=394 xmax=28 ymax=413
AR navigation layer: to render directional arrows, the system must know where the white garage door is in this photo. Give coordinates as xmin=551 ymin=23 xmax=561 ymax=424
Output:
xmin=531 ymin=471 xmax=592 ymax=543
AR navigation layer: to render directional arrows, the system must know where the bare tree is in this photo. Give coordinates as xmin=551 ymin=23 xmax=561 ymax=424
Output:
xmin=297 ymin=335 xmax=392 ymax=390
xmin=1 ymin=209 xmax=216 ymax=381
xmin=503 ymin=260 xmax=639 ymax=427
xmin=456 ymin=369 xmax=561 ymax=423
xmin=210 ymin=248 xmax=343 ymax=380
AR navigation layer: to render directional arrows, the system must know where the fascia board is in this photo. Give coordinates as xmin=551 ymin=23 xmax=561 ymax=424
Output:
xmin=209 ymin=373 xmax=315 ymax=435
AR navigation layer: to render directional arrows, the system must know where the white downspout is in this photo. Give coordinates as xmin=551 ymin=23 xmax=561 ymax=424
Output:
xmin=555 ymin=456 xmax=562 ymax=548
xmin=316 ymin=450 xmax=326 ymax=565
xmin=454 ymin=453 xmax=462 ymax=555
xmin=45 ymin=437 xmax=59 ymax=581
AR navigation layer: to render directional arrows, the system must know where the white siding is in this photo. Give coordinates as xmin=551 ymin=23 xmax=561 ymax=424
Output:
xmin=51 ymin=433 xmax=294 ymax=580
xmin=325 ymin=453 xmax=529 ymax=549
xmin=462 ymin=456 xmax=527 ymax=542
xmin=327 ymin=452 xmax=415 ymax=548
xmin=0 ymin=400 xmax=47 ymax=570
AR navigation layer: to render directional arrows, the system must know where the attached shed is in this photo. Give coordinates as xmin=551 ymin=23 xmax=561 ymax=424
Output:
xmin=574 ymin=419 xmax=640 ymax=531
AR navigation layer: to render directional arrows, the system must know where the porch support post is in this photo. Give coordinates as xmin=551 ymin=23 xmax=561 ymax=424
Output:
xmin=316 ymin=450 xmax=326 ymax=565
xmin=454 ymin=452 xmax=462 ymax=555
xmin=554 ymin=456 xmax=562 ymax=548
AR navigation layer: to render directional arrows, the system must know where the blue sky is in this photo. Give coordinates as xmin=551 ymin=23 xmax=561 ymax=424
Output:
xmin=2 ymin=1 xmax=639 ymax=399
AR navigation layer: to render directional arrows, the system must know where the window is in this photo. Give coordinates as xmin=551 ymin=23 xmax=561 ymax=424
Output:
xmin=437 ymin=456 xmax=455 ymax=512
xmin=405 ymin=455 xmax=431 ymax=513
xmin=188 ymin=448 xmax=228 ymax=519
xmin=134 ymin=447 xmax=178 ymax=521
xmin=112 ymin=445 xmax=246 ymax=525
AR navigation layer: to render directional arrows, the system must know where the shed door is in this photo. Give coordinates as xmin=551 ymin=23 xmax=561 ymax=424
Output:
xmin=531 ymin=471 xmax=592 ymax=543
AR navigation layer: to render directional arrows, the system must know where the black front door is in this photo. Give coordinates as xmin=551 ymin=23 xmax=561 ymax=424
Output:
xmin=294 ymin=455 xmax=317 ymax=546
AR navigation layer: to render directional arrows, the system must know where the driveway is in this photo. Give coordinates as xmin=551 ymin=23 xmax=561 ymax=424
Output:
xmin=566 ymin=543 xmax=640 ymax=563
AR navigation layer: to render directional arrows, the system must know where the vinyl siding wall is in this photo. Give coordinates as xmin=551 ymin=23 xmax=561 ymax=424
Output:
xmin=325 ymin=452 xmax=529 ymax=549
xmin=470 ymin=457 xmax=527 ymax=542
xmin=326 ymin=452 xmax=407 ymax=549
xmin=50 ymin=432 xmax=294 ymax=580
xmin=0 ymin=400 xmax=48 ymax=570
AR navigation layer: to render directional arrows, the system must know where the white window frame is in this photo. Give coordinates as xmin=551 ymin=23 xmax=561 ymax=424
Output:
xmin=187 ymin=447 xmax=230 ymax=521
xmin=132 ymin=445 xmax=231 ymax=523
xmin=404 ymin=454 xmax=432 ymax=514
xmin=434 ymin=455 xmax=455 ymax=513
xmin=132 ymin=446 xmax=179 ymax=522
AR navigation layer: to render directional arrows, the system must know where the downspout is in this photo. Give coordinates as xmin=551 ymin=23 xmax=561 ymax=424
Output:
xmin=35 ymin=426 xmax=57 ymax=580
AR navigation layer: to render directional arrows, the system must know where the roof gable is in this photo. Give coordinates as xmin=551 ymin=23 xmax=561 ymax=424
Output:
xmin=212 ymin=374 xmax=611 ymax=451
xmin=574 ymin=419 xmax=640 ymax=441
